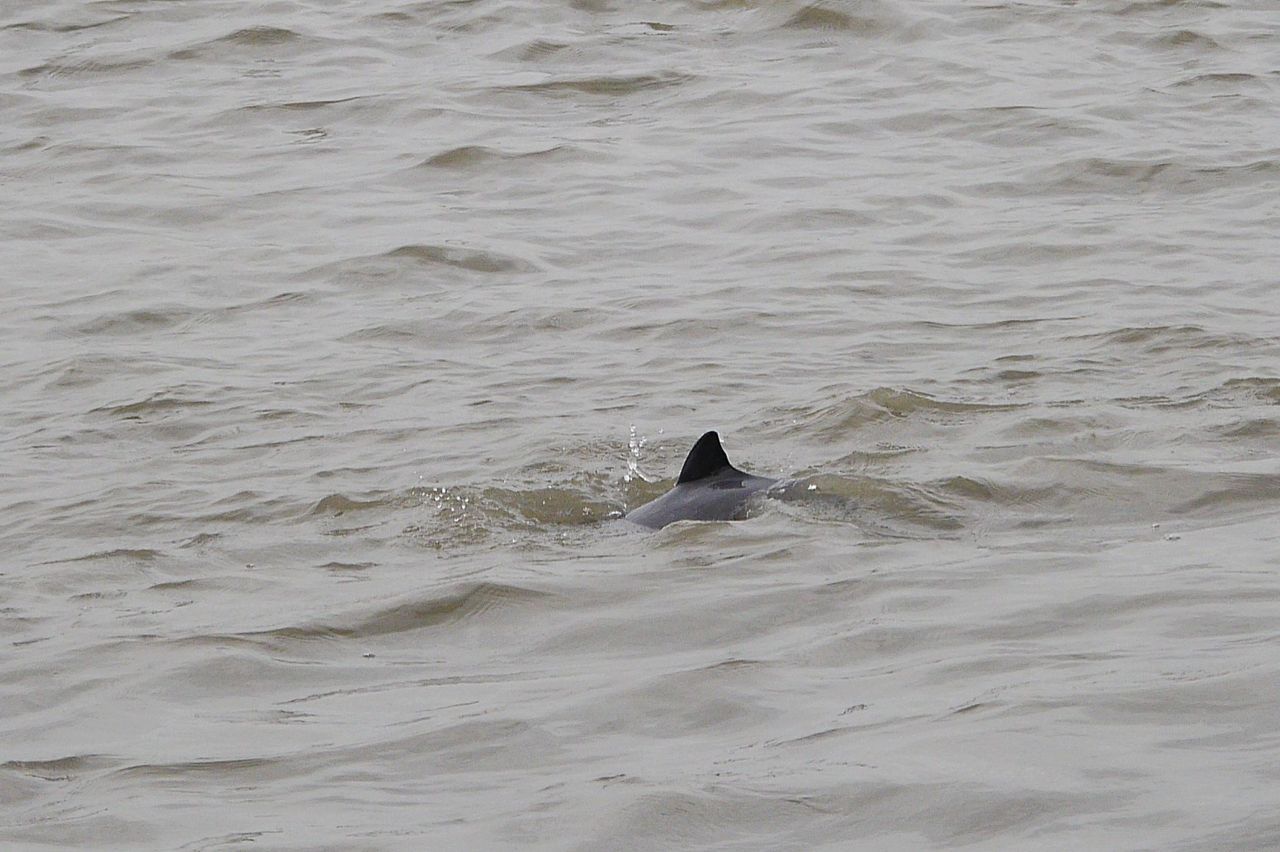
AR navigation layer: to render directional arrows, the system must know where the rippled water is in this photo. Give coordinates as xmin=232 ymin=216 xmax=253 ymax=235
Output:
xmin=4 ymin=0 xmax=1280 ymax=848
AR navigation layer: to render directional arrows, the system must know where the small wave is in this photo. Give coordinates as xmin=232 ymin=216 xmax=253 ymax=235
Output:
xmin=20 ymin=56 xmax=153 ymax=80
xmin=1218 ymin=377 xmax=1280 ymax=403
xmin=930 ymin=458 xmax=1280 ymax=529
xmin=72 ymin=307 xmax=191 ymax=336
xmin=1 ymin=135 xmax=51 ymax=155
xmin=169 ymin=26 xmax=303 ymax=60
xmin=782 ymin=2 xmax=892 ymax=35
xmin=237 ymin=582 xmax=552 ymax=645
xmin=1114 ymin=0 xmax=1226 ymax=14
xmin=91 ymin=391 xmax=215 ymax=419
xmin=1070 ymin=325 xmax=1265 ymax=355
xmin=1169 ymin=377 xmax=1280 ymax=413
xmin=220 ymin=26 xmax=299 ymax=46
xmin=993 ymin=369 xmax=1042 ymax=383
xmin=1215 ymin=418 xmax=1280 ymax=439
xmin=3 ymin=15 xmax=126 ymax=34
xmin=780 ymin=474 xmax=965 ymax=532
xmin=335 ymin=322 xmax=434 ymax=345
xmin=114 ymin=756 xmax=278 ymax=780
xmin=319 ymin=561 xmax=376 ymax=572
xmin=1170 ymin=472 xmax=1280 ymax=517
xmin=420 ymin=145 xmax=503 ymax=169
xmin=365 ymin=11 xmax=415 ymax=24
xmin=499 ymin=72 xmax=693 ymax=97
xmin=858 ymin=387 xmax=1019 ymax=416
xmin=930 ymin=474 xmax=1078 ymax=527
xmin=147 ymin=578 xmax=209 ymax=592
xmin=3 ymin=754 xmax=115 ymax=776
xmin=1152 ymin=29 xmax=1223 ymax=51
xmin=311 ymin=494 xmax=391 ymax=516
xmin=416 ymin=144 xmax=569 ymax=170
xmin=388 ymin=240 xmax=532 ymax=271
xmin=1170 ymin=72 xmax=1260 ymax=89
xmin=785 ymin=387 xmax=1021 ymax=436
xmin=237 ymin=95 xmax=367 ymax=113
xmin=1032 ymin=157 xmax=1280 ymax=197
xmin=189 ymin=291 xmax=317 ymax=327
xmin=489 ymin=39 xmax=570 ymax=62
xmin=309 ymin=244 xmax=540 ymax=284
xmin=39 ymin=548 xmax=164 ymax=565
xmin=69 ymin=590 xmax=127 ymax=601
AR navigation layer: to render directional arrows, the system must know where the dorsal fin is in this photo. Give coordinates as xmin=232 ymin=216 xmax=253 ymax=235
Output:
xmin=677 ymin=431 xmax=733 ymax=484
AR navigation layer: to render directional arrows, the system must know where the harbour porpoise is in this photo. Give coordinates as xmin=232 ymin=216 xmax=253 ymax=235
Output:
xmin=625 ymin=431 xmax=779 ymax=529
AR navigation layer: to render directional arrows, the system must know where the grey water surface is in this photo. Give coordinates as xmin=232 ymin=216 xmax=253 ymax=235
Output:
xmin=3 ymin=0 xmax=1280 ymax=849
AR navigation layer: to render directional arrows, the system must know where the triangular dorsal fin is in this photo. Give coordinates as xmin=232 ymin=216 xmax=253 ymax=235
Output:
xmin=677 ymin=431 xmax=733 ymax=484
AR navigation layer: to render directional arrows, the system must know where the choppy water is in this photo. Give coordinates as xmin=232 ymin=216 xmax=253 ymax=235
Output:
xmin=4 ymin=0 xmax=1280 ymax=848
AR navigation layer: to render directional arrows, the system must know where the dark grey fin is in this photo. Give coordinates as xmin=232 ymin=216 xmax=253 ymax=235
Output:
xmin=677 ymin=431 xmax=734 ymax=484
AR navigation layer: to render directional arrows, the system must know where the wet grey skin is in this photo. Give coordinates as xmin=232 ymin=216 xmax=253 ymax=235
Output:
xmin=625 ymin=431 xmax=779 ymax=530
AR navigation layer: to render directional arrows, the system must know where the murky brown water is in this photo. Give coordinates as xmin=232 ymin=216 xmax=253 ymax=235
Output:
xmin=4 ymin=0 xmax=1280 ymax=848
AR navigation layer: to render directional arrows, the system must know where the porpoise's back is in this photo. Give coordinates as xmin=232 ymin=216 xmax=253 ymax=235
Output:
xmin=625 ymin=431 xmax=777 ymax=530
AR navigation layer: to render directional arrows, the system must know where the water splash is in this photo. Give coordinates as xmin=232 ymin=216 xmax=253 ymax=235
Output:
xmin=624 ymin=424 xmax=658 ymax=484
